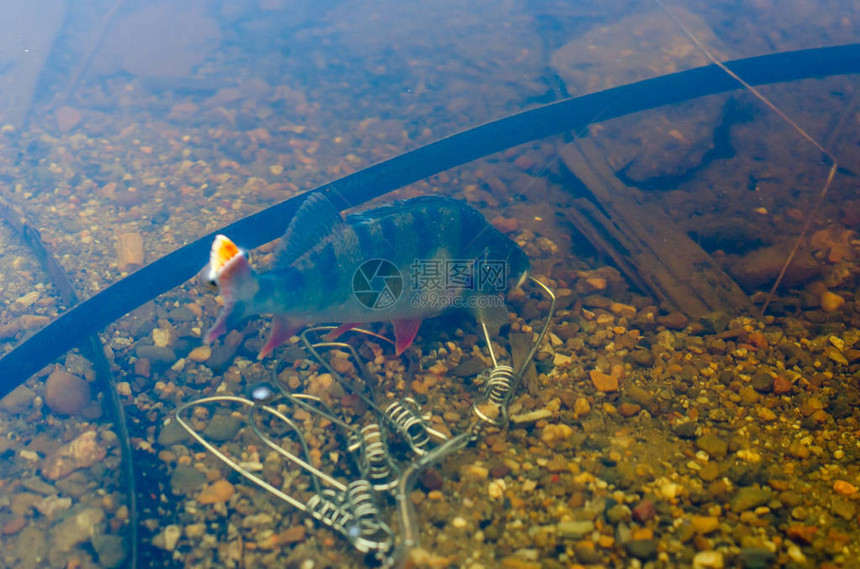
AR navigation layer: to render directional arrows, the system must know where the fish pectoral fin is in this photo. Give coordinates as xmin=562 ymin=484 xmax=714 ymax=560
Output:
xmin=473 ymin=300 xmax=510 ymax=338
xmin=204 ymin=312 xmax=229 ymax=344
xmin=258 ymin=315 xmax=300 ymax=359
xmin=392 ymin=318 xmax=422 ymax=356
xmin=325 ymin=322 xmax=360 ymax=341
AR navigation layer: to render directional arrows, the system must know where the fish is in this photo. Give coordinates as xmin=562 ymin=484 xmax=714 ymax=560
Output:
xmin=204 ymin=192 xmax=529 ymax=358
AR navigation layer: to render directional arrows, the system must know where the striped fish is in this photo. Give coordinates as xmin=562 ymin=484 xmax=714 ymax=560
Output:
xmin=205 ymin=193 xmax=529 ymax=357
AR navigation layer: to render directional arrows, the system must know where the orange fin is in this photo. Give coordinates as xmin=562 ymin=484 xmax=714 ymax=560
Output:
xmin=258 ymin=315 xmax=300 ymax=359
xmin=208 ymin=235 xmax=242 ymax=283
xmin=392 ymin=319 xmax=422 ymax=356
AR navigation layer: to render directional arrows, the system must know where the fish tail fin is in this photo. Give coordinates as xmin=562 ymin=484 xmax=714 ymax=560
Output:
xmin=204 ymin=235 xmax=258 ymax=343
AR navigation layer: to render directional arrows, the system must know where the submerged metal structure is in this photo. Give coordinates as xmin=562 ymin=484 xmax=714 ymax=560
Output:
xmin=175 ymin=277 xmax=555 ymax=566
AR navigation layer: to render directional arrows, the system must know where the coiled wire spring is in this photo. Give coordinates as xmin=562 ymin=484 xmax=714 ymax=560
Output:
xmin=383 ymin=398 xmax=447 ymax=456
xmin=354 ymin=422 xmax=400 ymax=491
xmin=175 ymin=276 xmax=555 ymax=566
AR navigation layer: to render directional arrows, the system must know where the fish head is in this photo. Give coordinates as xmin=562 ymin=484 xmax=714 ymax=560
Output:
xmin=204 ymin=235 xmax=259 ymax=343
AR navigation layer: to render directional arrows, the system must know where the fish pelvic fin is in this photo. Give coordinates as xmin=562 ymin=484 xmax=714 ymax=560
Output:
xmin=258 ymin=315 xmax=302 ymax=359
xmin=392 ymin=318 xmax=422 ymax=356
xmin=204 ymin=235 xmax=259 ymax=343
xmin=472 ymin=301 xmax=510 ymax=338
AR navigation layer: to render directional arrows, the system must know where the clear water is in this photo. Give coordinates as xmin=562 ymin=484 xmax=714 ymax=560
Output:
xmin=0 ymin=1 xmax=858 ymax=567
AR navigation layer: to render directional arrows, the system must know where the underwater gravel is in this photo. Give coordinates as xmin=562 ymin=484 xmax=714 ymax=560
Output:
xmin=1 ymin=2 xmax=860 ymax=569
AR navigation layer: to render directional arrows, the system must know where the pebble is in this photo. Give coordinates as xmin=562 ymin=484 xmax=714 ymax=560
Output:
xmin=330 ymin=355 xmax=354 ymax=374
xmin=540 ymin=423 xmax=574 ymax=448
xmin=831 ymin=497 xmax=856 ymax=520
xmin=419 ymin=468 xmax=444 ymax=491
xmin=464 ymin=464 xmax=489 ymax=480
xmin=820 ymin=291 xmax=845 ymax=312
xmin=746 ymin=331 xmax=768 ymax=349
xmin=197 ymin=479 xmax=235 ymax=504
xmin=136 ymin=345 xmax=177 ymax=365
xmin=169 ymin=464 xmax=206 ymax=495
xmin=135 ymin=357 xmax=151 ymax=377
xmin=117 ymin=232 xmax=145 ymax=272
xmin=19 ymin=314 xmax=50 ymax=330
xmin=51 ymin=507 xmax=106 ymax=552
xmin=500 ymin=558 xmax=540 ymax=569
xmin=488 ymin=479 xmax=506 ymax=499
xmin=589 ymin=370 xmax=618 ymax=392
xmin=45 ymin=369 xmax=91 ymax=416
xmin=693 ymin=551 xmax=724 ymax=569
xmin=739 ymin=385 xmax=759 ymax=405
xmin=554 ymin=322 xmax=579 ymax=341
xmin=833 ymin=480 xmax=858 ymax=495
xmin=42 ymin=430 xmax=107 ymax=480
xmin=0 ymin=385 xmax=35 ymax=414
xmin=12 ymin=291 xmax=40 ymax=309
xmin=696 ymin=433 xmax=728 ymax=459
xmin=152 ymin=327 xmax=172 ymax=348
xmin=617 ymin=402 xmax=641 ymax=417
xmin=513 ymin=155 xmax=535 ymax=170
xmin=738 ymin=547 xmax=776 ymax=568
xmin=673 ymin=421 xmax=697 ymax=439
xmin=23 ymin=477 xmax=58 ymax=495
xmin=750 ymin=372 xmax=773 ymax=393
xmin=699 ymin=311 xmax=730 ymax=334
xmin=657 ymin=312 xmax=688 ymax=329
xmin=609 ymin=301 xmax=637 ymax=318
xmin=630 ymin=349 xmax=655 ymax=366
xmin=773 ymin=375 xmax=792 ymax=395
xmin=158 ymin=420 xmax=192 ymax=446
xmin=490 ymin=462 xmax=510 ymax=479
xmin=154 ymin=524 xmax=182 ymax=551
xmin=606 ymin=503 xmax=631 ymax=523
xmin=2 ymin=518 xmax=26 ymax=535
xmin=56 ymin=105 xmax=83 ymax=132
xmin=35 ymin=496 xmax=72 ymax=519
xmin=690 ymin=515 xmax=720 ymax=534
xmin=510 ymin=408 xmax=553 ymax=425
xmin=279 ymin=526 xmax=306 ymax=544
xmin=451 ymin=356 xmax=486 ymax=377
xmin=91 ymin=533 xmax=128 ymax=568
xmin=491 ymin=216 xmax=519 ymax=233
xmin=557 ymin=520 xmax=593 ymax=539
xmin=202 ymin=414 xmax=242 ymax=441
xmin=572 ymin=396 xmax=591 ymax=418
xmin=624 ymin=539 xmax=658 ymax=560
xmin=755 ymin=407 xmax=777 ymax=422
xmin=730 ymin=485 xmax=771 ymax=513
xmin=631 ymin=498 xmax=656 ymax=522
xmin=786 ymin=543 xmax=806 ymax=563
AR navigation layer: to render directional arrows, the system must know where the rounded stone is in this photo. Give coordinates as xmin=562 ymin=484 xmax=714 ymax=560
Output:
xmin=45 ymin=369 xmax=91 ymax=416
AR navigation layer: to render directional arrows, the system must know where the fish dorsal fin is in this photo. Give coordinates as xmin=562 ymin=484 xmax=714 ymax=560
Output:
xmin=274 ymin=193 xmax=345 ymax=268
